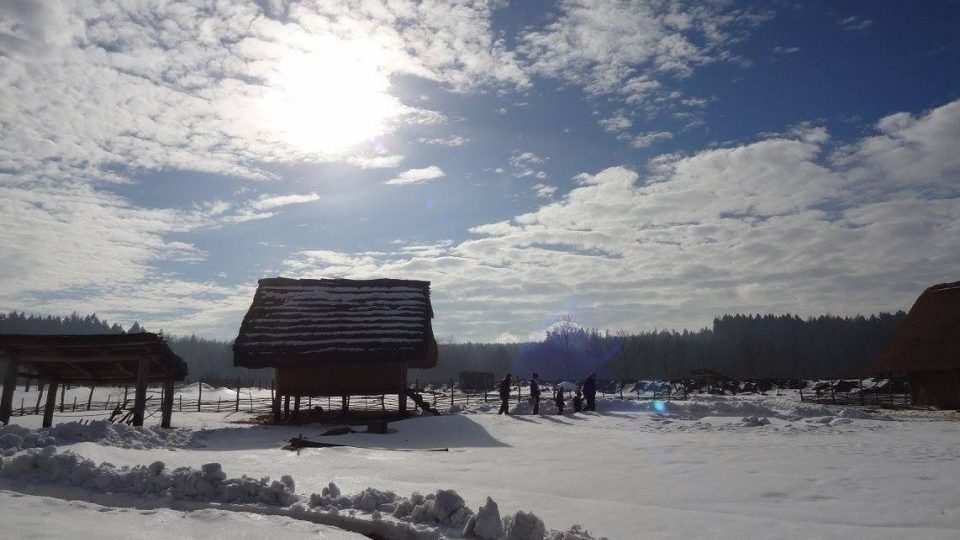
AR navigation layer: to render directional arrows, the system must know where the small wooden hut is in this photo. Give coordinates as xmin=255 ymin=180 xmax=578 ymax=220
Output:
xmin=233 ymin=277 xmax=438 ymax=415
xmin=0 ymin=333 xmax=188 ymax=427
xmin=871 ymin=281 xmax=960 ymax=409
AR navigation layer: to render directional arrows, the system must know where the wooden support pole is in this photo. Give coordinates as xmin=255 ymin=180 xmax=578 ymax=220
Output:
xmin=293 ymin=395 xmax=301 ymax=418
xmin=161 ymin=379 xmax=174 ymax=428
xmin=0 ymin=360 xmax=20 ymax=425
xmin=341 ymin=395 xmax=348 ymax=415
xmin=132 ymin=358 xmax=150 ymax=427
xmin=235 ymin=378 xmax=241 ymax=412
xmin=34 ymin=382 xmax=45 ymax=414
xmin=43 ymin=380 xmax=59 ymax=428
xmin=72 ymin=396 xmax=77 ymax=412
xmin=283 ymin=394 xmax=290 ymax=417
xmin=24 ymin=378 xmax=31 ymax=392
xmin=59 ymin=383 xmax=66 ymax=412
xmin=87 ymin=385 xmax=95 ymax=411
xmin=197 ymin=380 xmax=202 ymax=412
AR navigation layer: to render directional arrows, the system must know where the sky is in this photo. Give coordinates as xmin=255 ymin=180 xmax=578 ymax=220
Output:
xmin=1 ymin=0 xmax=959 ymax=343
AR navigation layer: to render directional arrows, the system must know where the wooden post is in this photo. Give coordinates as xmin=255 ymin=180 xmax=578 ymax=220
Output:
xmin=123 ymin=385 xmax=129 ymax=403
xmin=197 ymin=380 xmax=202 ymax=412
xmin=43 ymin=379 xmax=59 ymax=428
xmin=450 ymin=378 xmax=455 ymax=409
xmin=179 ymin=394 xmax=182 ymax=412
xmin=24 ymin=378 xmax=30 ymax=392
xmin=517 ymin=379 xmax=521 ymax=404
xmin=19 ymin=397 xmax=24 ymax=416
xmin=0 ymin=360 xmax=20 ymax=425
xmin=341 ymin=395 xmax=348 ymax=415
xmin=87 ymin=385 xmax=95 ymax=411
xmin=216 ymin=396 xmax=220 ymax=412
xmin=132 ymin=358 xmax=150 ymax=427
xmin=34 ymin=382 xmax=45 ymax=414
xmin=293 ymin=395 xmax=301 ymax=418
xmin=399 ymin=363 xmax=408 ymax=415
xmin=284 ymin=394 xmax=291 ymax=417
xmin=72 ymin=396 xmax=77 ymax=412
xmin=161 ymin=379 xmax=174 ymax=428
xmin=235 ymin=378 xmax=241 ymax=412
xmin=59 ymin=383 xmax=66 ymax=412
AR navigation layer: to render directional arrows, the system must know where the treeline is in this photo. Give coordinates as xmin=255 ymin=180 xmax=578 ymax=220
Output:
xmin=419 ymin=312 xmax=907 ymax=383
xmin=1 ymin=309 xmax=907 ymax=385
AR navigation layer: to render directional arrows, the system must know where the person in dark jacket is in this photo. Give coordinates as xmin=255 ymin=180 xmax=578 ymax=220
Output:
xmin=554 ymin=385 xmax=565 ymax=415
xmin=529 ymin=372 xmax=541 ymax=414
xmin=583 ymin=373 xmax=597 ymax=411
xmin=573 ymin=387 xmax=583 ymax=412
xmin=498 ymin=373 xmax=512 ymax=415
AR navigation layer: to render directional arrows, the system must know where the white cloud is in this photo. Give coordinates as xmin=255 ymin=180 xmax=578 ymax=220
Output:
xmin=839 ymin=16 xmax=873 ymax=32
xmin=0 ymin=0 xmax=526 ymax=182
xmin=417 ymin=136 xmax=471 ymax=147
xmin=520 ymin=0 xmax=770 ymax=105
xmin=250 ymin=192 xmax=320 ymax=211
xmin=773 ymin=46 xmax=801 ymax=55
xmin=348 ymin=154 xmax=405 ymax=169
xmin=599 ymin=114 xmax=633 ymax=133
xmin=509 ymin=151 xmax=547 ymax=179
xmin=385 ymin=165 xmax=446 ymax=185
xmin=631 ymin=131 xmax=674 ymax=148
xmin=532 ymin=183 xmax=558 ymax=198
xmin=280 ymin=100 xmax=960 ymax=342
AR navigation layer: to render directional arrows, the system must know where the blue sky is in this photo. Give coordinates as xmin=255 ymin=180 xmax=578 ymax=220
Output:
xmin=1 ymin=0 xmax=959 ymax=341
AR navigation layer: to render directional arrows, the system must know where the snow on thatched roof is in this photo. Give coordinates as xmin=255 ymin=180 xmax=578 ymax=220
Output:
xmin=233 ymin=277 xmax=437 ymax=369
xmin=871 ymin=281 xmax=960 ymax=374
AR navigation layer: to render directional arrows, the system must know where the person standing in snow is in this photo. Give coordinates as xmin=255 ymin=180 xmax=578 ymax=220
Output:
xmin=554 ymin=385 xmax=565 ymax=414
xmin=529 ymin=372 xmax=541 ymax=414
xmin=583 ymin=373 xmax=597 ymax=411
xmin=573 ymin=387 xmax=583 ymax=412
xmin=498 ymin=373 xmax=512 ymax=415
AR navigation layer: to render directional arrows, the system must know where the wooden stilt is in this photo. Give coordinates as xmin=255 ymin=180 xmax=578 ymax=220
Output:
xmin=43 ymin=380 xmax=59 ymax=428
xmin=35 ymin=383 xmax=46 ymax=412
xmin=132 ymin=358 xmax=150 ymax=426
xmin=0 ymin=360 xmax=20 ymax=425
xmin=160 ymin=379 xmax=174 ymax=428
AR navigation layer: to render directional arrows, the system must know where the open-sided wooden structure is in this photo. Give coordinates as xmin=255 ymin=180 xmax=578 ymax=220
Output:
xmin=0 ymin=333 xmax=188 ymax=427
xmin=871 ymin=281 xmax=960 ymax=409
xmin=233 ymin=278 xmax=438 ymax=416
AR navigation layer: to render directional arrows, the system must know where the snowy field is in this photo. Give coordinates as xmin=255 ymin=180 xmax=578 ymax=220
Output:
xmin=2 ymin=387 xmax=959 ymax=539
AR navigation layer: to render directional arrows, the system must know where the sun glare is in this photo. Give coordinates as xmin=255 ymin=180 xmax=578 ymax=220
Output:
xmin=262 ymin=41 xmax=403 ymax=155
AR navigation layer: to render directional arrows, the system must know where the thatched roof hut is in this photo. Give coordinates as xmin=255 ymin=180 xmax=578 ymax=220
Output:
xmin=871 ymin=281 xmax=960 ymax=408
xmin=0 ymin=333 xmax=187 ymax=427
xmin=233 ymin=277 xmax=437 ymax=414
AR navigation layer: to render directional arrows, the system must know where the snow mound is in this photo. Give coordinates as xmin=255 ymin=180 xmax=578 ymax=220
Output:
xmin=0 ymin=421 xmax=192 ymax=455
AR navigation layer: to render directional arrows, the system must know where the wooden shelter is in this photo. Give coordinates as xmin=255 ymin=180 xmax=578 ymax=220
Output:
xmin=233 ymin=277 xmax=438 ymax=416
xmin=0 ymin=333 xmax=188 ymax=427
xmin=871 ymin=281 xmax=960 ymax=408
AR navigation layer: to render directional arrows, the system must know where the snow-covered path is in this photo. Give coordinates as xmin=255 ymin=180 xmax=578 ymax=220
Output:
xmin=2 ymin=395 xmax=959 ymax=539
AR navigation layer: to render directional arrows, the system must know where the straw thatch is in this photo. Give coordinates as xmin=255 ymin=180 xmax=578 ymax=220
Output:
xmin=233 ymin=277 xmax=437 ymax=370
xmin=871 ymin=281 xmax=960 ymax=374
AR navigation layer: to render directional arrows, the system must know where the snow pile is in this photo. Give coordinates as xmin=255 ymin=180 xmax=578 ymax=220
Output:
xmin=0 ymin=421 xmax=192 ymax=456
xmin=740 ymin=416 xmax=771 ymax=427
xmin=0 ymin=446 xmax=295 ymax=505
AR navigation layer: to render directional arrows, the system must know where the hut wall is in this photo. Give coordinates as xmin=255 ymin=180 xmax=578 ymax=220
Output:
xmin=276 ymin=362 xmax=405 ymax=396
xmin=910 ymin=369 xmax=960 ymax=409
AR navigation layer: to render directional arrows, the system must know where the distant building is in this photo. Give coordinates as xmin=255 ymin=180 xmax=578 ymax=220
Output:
xmin=871 ymin=281 xmax=960 ymax=409
xmin=233 ymin=277 xmax=437 ymax=414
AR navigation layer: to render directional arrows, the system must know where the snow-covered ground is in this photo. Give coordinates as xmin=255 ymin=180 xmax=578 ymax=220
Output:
xmin=2 ymin=389 xmax=959 ymax=539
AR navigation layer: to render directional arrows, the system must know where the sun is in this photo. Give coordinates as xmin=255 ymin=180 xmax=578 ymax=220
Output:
xmin=262 ymin=40 xmax=404 ymax=156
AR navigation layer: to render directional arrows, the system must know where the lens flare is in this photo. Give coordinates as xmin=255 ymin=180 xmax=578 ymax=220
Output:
xmin=653 ymin=400 xmax=667 ymax=413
